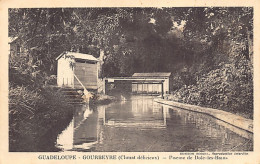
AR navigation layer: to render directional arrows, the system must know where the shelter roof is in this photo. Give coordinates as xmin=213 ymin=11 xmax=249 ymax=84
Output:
xmin=8 ymin=37 xmax=18 ymax=44
xmin=132 ymin=72 xmax=171 ymax=77
xmin=56 ymin=51 xmax=99 ymax=62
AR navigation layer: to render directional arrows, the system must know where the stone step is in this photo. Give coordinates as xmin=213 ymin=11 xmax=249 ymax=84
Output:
xmin=67 ymin=102 xmax=86 ymax=104
xmin=64 ymin=95 xmax=83 ymax=97
xmin=65 ymin=96 xmax=84 ymax=100
xmin=60 ymin=87 xmax=86 ymax=103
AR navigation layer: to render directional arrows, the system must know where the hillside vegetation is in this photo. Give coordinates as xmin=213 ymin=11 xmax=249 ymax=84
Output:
xmin=8 ymin=8 xmax=253 ymax=151
xmin=169 ymin=43 xmax=253 ymax=118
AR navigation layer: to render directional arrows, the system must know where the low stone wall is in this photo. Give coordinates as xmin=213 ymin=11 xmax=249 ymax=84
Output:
xmin=154 ymin=99 xmax=253 ymax=133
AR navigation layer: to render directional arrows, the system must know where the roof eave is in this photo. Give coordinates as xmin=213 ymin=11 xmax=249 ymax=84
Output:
xmin=56 ymin=51 xmax=99 ymax=62
xmin=8 ymin=37 xmax=19 ymax=44
xmin=132 ymin=72 xmax=172 ymax=77
xmin=75 ymin=58 xmax=99 ymax=63
xmin=55 ymin=52 xmax=66 ymax=60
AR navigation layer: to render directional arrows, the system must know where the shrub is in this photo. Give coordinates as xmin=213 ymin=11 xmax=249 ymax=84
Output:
xmin=170 ymin=50 xmax=253 ymax=119
xmin=9 ymin=86 xmax=73 ymax=151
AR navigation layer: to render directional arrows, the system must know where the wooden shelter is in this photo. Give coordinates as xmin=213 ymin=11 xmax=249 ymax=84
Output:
xmin=131 ymin=72 xmax=171 ymax=94
xmin=56 ymin=51 xmax=99 ymax=89
xmin=9 ymin=37 xmax=22 ymax=56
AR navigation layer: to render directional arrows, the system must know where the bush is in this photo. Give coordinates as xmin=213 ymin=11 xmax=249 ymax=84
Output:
xmin=170 ymin=50 xmax=253 ymax=119
xmin=9 ymin=86 xmax=73 ymax=151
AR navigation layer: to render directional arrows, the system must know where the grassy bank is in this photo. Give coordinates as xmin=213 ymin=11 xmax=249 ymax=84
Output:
xmin=9 ymin=86 xmax=74 ymax=152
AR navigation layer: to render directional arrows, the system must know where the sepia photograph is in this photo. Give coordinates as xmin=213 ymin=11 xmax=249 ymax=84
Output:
xmin=1 ymin=1 xmax=260 ymax=163
xmin=7 ymin=7 xmax=254 ymax=152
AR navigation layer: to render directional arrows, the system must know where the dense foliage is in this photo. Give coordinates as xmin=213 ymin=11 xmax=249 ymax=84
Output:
xmin=168 ymin=44 xmax=253 ymax=118
xmin=9 ymin=86 xmax=73 ymax=151
xmin=9 ymin=7 xmax=253 ymax=146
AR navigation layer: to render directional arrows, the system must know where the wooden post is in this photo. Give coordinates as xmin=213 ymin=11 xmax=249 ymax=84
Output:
xmin=161 ymin=81 xmax=164 ymax=99
xmin=142 ymin=82 xmax=143 ymax=94
xmin=104 ymin=79 xmax=108 ymax=94
xmin=103 ymin=79 xmax=106 ymax=94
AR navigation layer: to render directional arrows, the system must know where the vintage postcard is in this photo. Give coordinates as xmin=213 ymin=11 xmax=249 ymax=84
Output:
xmin=0 ymin=0 xmax=260 ymax=163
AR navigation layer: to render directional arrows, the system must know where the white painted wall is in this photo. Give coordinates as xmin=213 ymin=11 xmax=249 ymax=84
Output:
xmin=57 ymin=56 xmax=74 ymax=87
xmin=163 ymin=78 xmax=170 ymax=93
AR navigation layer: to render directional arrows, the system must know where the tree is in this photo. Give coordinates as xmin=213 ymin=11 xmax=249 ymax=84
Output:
xmin=9 ymin=8 xmax=132 ymax=84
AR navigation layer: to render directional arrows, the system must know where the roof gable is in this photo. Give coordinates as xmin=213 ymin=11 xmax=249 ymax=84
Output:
xmin=132 ymin=72 xmax=171 ymax=77
xmin=8 ymin=37 xmax=18 ymax=44
xmin=56 ymin=51 xmax=99 ymax=62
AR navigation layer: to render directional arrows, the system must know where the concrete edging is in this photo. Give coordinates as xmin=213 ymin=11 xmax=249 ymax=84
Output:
xmin=154 ymin=99 xmax=253 ymax=133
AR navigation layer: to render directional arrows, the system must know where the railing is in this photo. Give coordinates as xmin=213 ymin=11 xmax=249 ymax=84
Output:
xmin=74 ymin=74 xmax=87 ymax=90
xmin=74 ymin=74 xmax=92 ymax=102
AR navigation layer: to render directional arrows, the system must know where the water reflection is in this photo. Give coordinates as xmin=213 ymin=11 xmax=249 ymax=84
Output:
xmin=56 ymin=104 xmax=98 ymax=151
xmin=56 ymin=96 xmax=253 ymax=152
xmin=104 ymin=96 xmax=166 ymax=128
